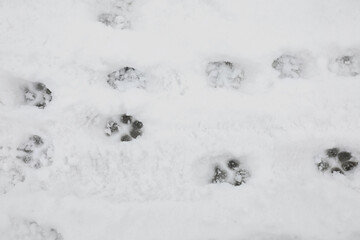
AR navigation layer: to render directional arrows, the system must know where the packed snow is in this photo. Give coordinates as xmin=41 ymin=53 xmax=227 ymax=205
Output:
xmin=1 ymin=0 xmax=360 ymax=239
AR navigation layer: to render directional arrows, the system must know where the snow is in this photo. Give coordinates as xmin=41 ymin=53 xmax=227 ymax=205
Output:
xmin=1 ymin=0 xmax=360 ymax=239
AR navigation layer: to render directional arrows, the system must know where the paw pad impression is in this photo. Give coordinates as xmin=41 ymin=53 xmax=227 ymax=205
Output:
xmin=206 ymin=61 xmax=245 ymax=89
xmin=329 ymin=55 xmax=360 ymax=76
xmin=98 ymin=13 xmax=130 ymax=29
xmin=316 ymin=147 xmax=359 ymax=175
xmin=107 ymin=67 xmax=146 ymax=91
xmin=24 ymin=82 xmax=52 ymax=109
xmin=10 ymin=220 xmax=63 ymax=240
xmin=16 ymin=135 xmax=54 ymax=168
xmin=105 ymin=114 xmax=143 ymax=142
xmin=0 ymin=168 xmax=25 ymax=194
xmin=272 ymin=54 xmax=304 ymax=78
xmin=211 ymin=158 xmax=250 ymax=186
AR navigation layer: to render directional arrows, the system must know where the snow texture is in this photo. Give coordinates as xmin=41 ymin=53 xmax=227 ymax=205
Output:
xmin=1 ymin=0 xmax=360 ymax=239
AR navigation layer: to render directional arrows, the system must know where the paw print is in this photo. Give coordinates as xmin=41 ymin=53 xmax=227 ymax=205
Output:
xmin=10 ymin=220 xmax=63 ymax=240
xmin=105 ymin=114 xmax=143 ymax=142
xmin=272 ymin=54 xmax=304 ymax=78
xmin=329 ymin=55 xmax=360 ymax=76
xmin=107 ymin=67 xmax=146 ymax=91
xmin=16 ymin=135 xmax=54 ymax=168
xmin=115 ymin=0 xmax=134 ymax=11
xmin=211 ymin=159 xmax=250 ymax=186
xmin=316 ymin=147 xmax=359 ymax=175
xmin=24 ymin=82 xmax=52 ymax=109
xmin=206 ymin=61 xmax=245 ymax=89
xmin=98 ymin=13 xmax=130 ymax=29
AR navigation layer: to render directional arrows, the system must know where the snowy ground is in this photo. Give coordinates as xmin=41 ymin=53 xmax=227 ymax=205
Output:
xmin=1 ymin=0 xmax=360 ymax=239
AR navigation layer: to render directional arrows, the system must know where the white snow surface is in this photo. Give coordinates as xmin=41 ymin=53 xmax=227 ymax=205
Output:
xmin=1 ymin=0 xmax=360 ymax=239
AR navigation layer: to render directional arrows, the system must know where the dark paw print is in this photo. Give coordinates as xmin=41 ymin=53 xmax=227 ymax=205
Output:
xmin=107 ymin=67 xmax=146 ymax=91
xmin=206 ymin=61 xmax=244 ymax=89
xmin=16 ymin=135 xmax=54 ymax=168
xmin=105 ymin=114 xmax=143 ymax=142
xmin=316 ymin=147 xmax=358 ymax=175
xmin=272 ymin=54 xmax=304 ymax=78
xmin=211 ymin=159 xmax=250 ymax=186
xmin=24 ymin=82 xmax=52 ymax=109
xmin=329 ymin=55 xmax=360 ymax=76
xmin=98 ymin=13 xmax=130 ymax=29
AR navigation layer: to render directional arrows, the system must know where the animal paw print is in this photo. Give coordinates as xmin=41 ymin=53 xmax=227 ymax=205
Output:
xmin=24 ymin=82 xmax=52 ymax=109
xmin=98 ymin=13 xmax=130 ymax=29
xmin=98 ymin=0 xmax=133 ymax=29
xmin=211 ymin=159 xmax=250 ymax=186
xmin=316 ymin=147 xmax=358 ymax=175
xmin=329 ymin=55 xmax=360 ymax=77
xmin=115 ymin=0 xmax=134 ymax=11
xmin=16 ymin=135 xmax=54 ymax=168
xmin=206 ymin=61 xmax=245 ymax=89
xmin=10 ymin=220 xmax=63 ymax=240
xmin=105 ymin=114 xmax=143 ymax=142
xmin=272 ymin=54 xmax=304 ymax=78
xmin=107 ymin=67 xmax=146 ymax=91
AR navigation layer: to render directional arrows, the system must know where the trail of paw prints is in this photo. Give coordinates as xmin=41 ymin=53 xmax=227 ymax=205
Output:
xmin=315 ymin=147 xmax=359 ymax=175
xmin=211 ymin=158 xmax=250 ymax=186
xmin=98 ymin=0 xmax=134 ymax=29
xmin=205 ymin=61 xmax=245 ymax=89
xmin=7 ymin=219 xmax=63 ymax=240
xmin=23 ymin=82 xmax=52 ymax=109
xmin=105 ymin=114 xmax=143 ymax=142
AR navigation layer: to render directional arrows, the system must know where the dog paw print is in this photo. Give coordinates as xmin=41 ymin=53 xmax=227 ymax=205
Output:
xmin=107 ymin=67 xmax=146 ymax=91
xmin=98 ymin=13 xmax=130 ymax=29
xmin=206 ymin=61 xmax=245 ymax=89
xmin=329 ymin=55 xmax=360 ymax=77
xmin=105 ymin=114 xmax=143 ymax=142
xmin=16 ymin=135 xmax=54 ymax=168
xmin=24 ymin=82 xmax=52 ymax=109
xmin=211 ymin=158 xmax=250 ymax=186
xmin=272 ymin=54 xmax=304 ymax=78
xmin=10 ymin=220 xmax=63 ymax=240
xmin=98 ymin=0 xmax=134 ymax=29
xmin=316 ymin=147 xmax=358 ymax=175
